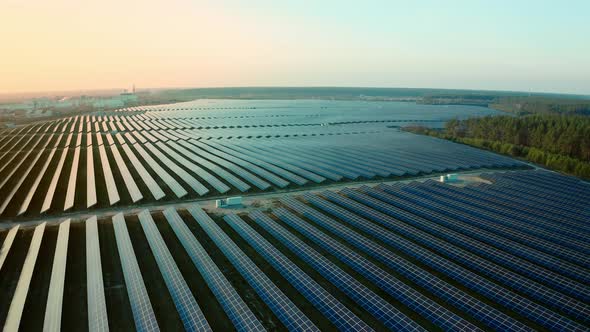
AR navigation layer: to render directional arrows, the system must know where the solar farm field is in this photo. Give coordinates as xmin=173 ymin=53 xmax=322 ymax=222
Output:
xmin=0 ymin=100 xmax=522 ymax=219
xmin=0 ymin=170 xmax=588 ymax=331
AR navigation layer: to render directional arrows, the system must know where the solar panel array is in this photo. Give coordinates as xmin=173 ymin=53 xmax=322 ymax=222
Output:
xmin=0 ymin=100 xmax=523 ymax=218
xmin=3 ymin=222 xmax=46 ymax=331
xmin=86 ymin=216 xmax=110 ymax=332
xmin=224 ymin=213 xmax=372 ymax=331
xmin=0 ymin=169 xmax=587 ymax=331
xmin=43 ymin=219 xmax=70 ymax=332
xmin=137 ymin=210 xmax=211 ymax=331
xmin=187 ymin=205 xmax=320 ymax=331
xmin=112 ymin=213 xmax=160 ymax=332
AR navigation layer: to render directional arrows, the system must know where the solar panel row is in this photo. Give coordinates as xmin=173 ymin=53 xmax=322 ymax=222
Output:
xmin=376 ymin=184 xmax=590 ymax=284
xmin=3 ymin=222 xmax=46 ymax=331
xmin=354 ymin=185 xmax=590 ymax=304
xmin=320 ymin=190 xmax=587 ymax=330
xmin=86 ymin=216 xmax=110 ymax=332
xmin=225 ymin=213 xmax=372 ymax=331
xmin=340 ymin=187 xmax=590 ymax=323
xmin=187 ymin=205 xmax=320 ymax=331
xmin=112 ymin=213 xmax=160 ymax=332
xmin=43 ymin=219 xmax=70 ymax=332
xmin=0 ymin=225 xmax=19 ymax=272
xmin=162 ymin=208 xmax=265 ymax=332
xmin=137 ymin=210 xmax=211 ymax=331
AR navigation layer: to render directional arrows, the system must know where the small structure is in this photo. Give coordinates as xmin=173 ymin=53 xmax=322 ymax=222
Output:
xmin=216 ymin=196 xmax=243 ymax=208
xmin=439 ymin=173 xmax=459 ymax=183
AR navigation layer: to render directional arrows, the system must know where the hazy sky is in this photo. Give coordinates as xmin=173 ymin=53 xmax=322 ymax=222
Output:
xmin=1 ymin=0 xmax=589 ymax=94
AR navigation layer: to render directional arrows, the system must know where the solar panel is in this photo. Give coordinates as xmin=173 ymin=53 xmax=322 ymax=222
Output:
xmin=86 ymin=216 xmax=109 ymax=332
xmin=115 ymin=133 xmax=126 ymax=146
xmin=41 ymin=147 xmax=68 ymax=213
xmin=260 ymin=143 xmax=360 ymax=180
xmin=119 ymin=144 xmax=165 ymax=200
xmin=105 ymin=133 xmax=115 ymax=146
xmin=112 ymin=213 xmax=160 ymax=332
xmin=321 ymin=189 xmax=586 ymax=331
xmin=0 ymin=134 xmax=19 ymax=151
xmin=377 ymin=184 xmax=590 ymax=283
xmin=204 ymin=140 xmax=308 ymax=188
xmin=308 ymin=147 xmax=394 ymax=177
xmin=419 ymin=181 xmax=587 ymax=245
xmin=400 ymin=184 xmax=589 ymax=266
xmin=43 ymin=219 xmax=71 ymax=332
xmin=354 ymin=186 xmax=590 ymax=305
xmin=142 ymin=130 xmax=159 ymax=143
xmin=137 ymin=210 xmax=211 ymax=331
xmin=0 ymin=225 xmax=19 ymax=272
xmin=464 ymin=181 xmax=590 ymax=230
xmin=145 ymin=143 xmax=209 ymax=196
xmin=162 ymin=208 xmax=264 ymax=332
xmin=211 ymin=141 xmax=317 ymax=184
xmin=3 ymin=222 xmax=46 ymax=331
xmin=267 ymin=205 xmax=490 ymax=331
xmin=96 ymin=133 xmax=104 ymax=146
xmin=281 ymin=144 xmax=376 ymax=178
xmin=170 ymin=141 xmax=251 ymax=192
xmin=87 ymin=146 xmax=97 ymax=208
xmin=187 ymin=205 xmax=319 ymax=331
xmin=0 ymin=133 xmax=44 ymax=190
xmin=226 ymin=213 xmax=372 ymax=331
xmin=232 ymin=143 xmax=342 ymax=181
xmin=63 ymin=132 xmax=73 ymax=147
xmin=0 ymin=134 xmax=34 ymax=174
xmin=150 ymin=131 xmax=169 ymax=142
xmin=157 ymin=130 xmax=179 ymax=142
xmin=98 ymin=144 xmax=121 ymax=205
xmin=64 ymin=145 xmax=81 ymax=211
xmin=131 ymin=130 xmax=148 ymax=144
xmin=110 ymin=143 xmax=143 ymax=203
xmin=0 ymin=133 xmax=52 ymax=214
xmin=132 ymin=143 xmax=187 ymax=198
xmin=156 ymin=141 xmax=229 ymax=194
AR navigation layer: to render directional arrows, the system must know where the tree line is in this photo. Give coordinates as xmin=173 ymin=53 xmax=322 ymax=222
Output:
xmin=405 ymin=114 xmax=590 ymax=179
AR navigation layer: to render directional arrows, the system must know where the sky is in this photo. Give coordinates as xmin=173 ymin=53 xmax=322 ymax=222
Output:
xmin=1 ymin=0 xmax=589 ymax=94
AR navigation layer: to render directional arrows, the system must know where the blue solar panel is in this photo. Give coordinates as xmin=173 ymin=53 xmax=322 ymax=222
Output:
xmin=473 ymin=180 xmax=590 ymax=224
xmin=278 ymin=197 xmax=528 ymax=332
xmin=352 ymin=186 xmax=590 ymax=305
xmin=224 ymin=214 xmax=372 ymax=331
xmin=420 ymin=180 xmax=589 ymax=244
xmin=320 ymin=190 xmax=587 ymax=331
xmin=206 ymin=141 xmax=308 ymax=188
xmin=469 ymin=182 xmax=590 ymax=229
xmin=85 ymin=216 xmax=109 ymax=332
xmin=179 ymin=141 xmax=270 ymax=190
xmin=211 ymin=141 xmax=323 ymax=184
xmin=249 ymin=210 xmax=426 ymax=332
xmin=376 ymin=184 xmax=590 ymax=283
xmin=402 ymin=183 xmax=590 ymax=258
xmin=173 ymin=141 xmax=255 ymax=192
xmin=112 ymin=213 xmax=160 ymax=332
xmin=137 ymin=210 xmax=211 ymax=331
xmin=162 ymin=208 xmax=265 ymax=332
xmin=186 ymin=205 xmax=319 ymax=331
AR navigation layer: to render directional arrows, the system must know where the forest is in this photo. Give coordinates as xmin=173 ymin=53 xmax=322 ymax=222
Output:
xmin=405 ymin=114 xmax=590 ymax=179
xmin=421 ymin=95 xmax=590 ymax=115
